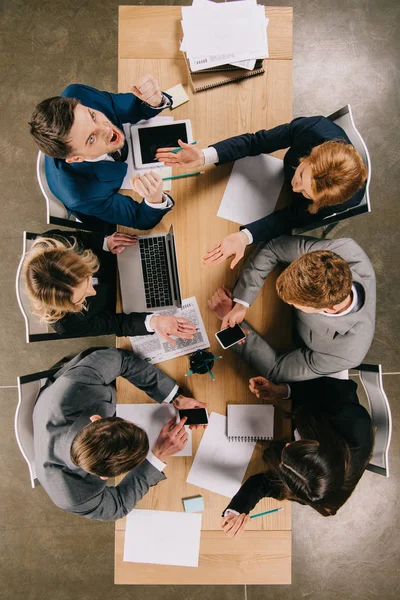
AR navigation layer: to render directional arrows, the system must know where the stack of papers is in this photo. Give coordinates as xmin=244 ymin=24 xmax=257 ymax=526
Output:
xmin=181 ymin=0 xmax=269 ymax=72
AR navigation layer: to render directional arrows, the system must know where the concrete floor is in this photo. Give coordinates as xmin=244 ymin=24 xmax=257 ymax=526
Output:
xmin=1 ymin=1 xmax=399 ymax=598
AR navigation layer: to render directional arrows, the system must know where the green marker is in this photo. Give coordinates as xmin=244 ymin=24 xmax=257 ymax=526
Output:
xmin=170 ymin=141 xmax=199 ymax=154
xmin=162 ymin=171 xmax=205 ymax=181
xmin=250 ymin=507 xmax=284 ymax=520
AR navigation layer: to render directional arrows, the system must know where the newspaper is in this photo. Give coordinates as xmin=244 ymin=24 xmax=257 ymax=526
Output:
xmin=129 ymin=297 xmax=210 ymax=365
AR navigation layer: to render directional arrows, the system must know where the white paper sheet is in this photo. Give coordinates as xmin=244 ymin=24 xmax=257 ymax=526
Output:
xmin=217 ymin=154 xmax=285 ymax=225
xmin=121 ymin=119 xmax=173 ymax=190
xmin=116 ymin=403 xmax=192 ymax=457
xmin=129 ymin=297 xmax=210 ymax=365
xmin=123 ymin=509 xmax=202 ymax=567
xmin=186 ymin=412 xmax=255 ymax=498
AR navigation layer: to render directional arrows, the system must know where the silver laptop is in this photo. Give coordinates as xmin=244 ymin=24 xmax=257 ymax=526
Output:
xmin=117 ymin=225 xmax=182 ymax=313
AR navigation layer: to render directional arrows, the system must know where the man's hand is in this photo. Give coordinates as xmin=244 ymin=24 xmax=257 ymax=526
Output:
xmin=106 ymin=232 xmax=138 ymax=254
xmin=131 ymin=171 xmax=163 ymax=204
xmin=132 ymin=75 xmax=162 ymax=107
xmin=203 ymin=232 xmax=249 ymax=269
xmin=249 ymin=376 xmax=290 ymax=405
xmin=150 ymin=316 xmax=196 ymax=345
xmin=152 ymin=416 xmax=188 ymax=462
xmin=155 ymin=140 xmax=205 ymax=168
xmin=220 ymin=303 xmax=247 ymax=331
xmin=208 ymin=286 xmax=234 ymax=321
xmin=221 ymin=513 xmax=250 ymax=538
xmin=173 ymin=395 xmax=208 ymax=430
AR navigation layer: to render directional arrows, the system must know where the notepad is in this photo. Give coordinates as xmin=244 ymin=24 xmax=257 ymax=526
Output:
xmin=186 ymin=412 xmax=255 ymax=498
xmin=227 ymin=404 xmax=274 ymax=441
xmin=123 ymin=509 xmax=202 ymax=567
xmin=116 ymin=403 xmax=192 ymax=457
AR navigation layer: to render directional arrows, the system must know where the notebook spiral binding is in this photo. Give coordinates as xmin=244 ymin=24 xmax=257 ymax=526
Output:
xmin=228 ymin=435 xmax=272 ymax=442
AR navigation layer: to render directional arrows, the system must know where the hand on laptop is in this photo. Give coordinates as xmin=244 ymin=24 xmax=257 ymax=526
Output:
xmin=152 ymin=417 xmax=188 ymax=462
xmin=155 ymin=140 xmax=205 ymax=168
xmin=132 ymin=74 xmax=162 ymax=107
xmin=131 ymin=171 xmax=163 ymax=204
xmin=106 ymin=232 xmax=138 ymax=254
xmin=221 ymin=513 xmax=250 ymax=538
xmin=150 ymin=316 xmax=196 ymax=345
xmin=203 ymin=232 xmax=249 ymax=269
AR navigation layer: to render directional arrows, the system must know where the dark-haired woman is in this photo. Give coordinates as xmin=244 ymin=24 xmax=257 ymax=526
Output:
xmin=221 ymin=376 xmax=373 ymax=537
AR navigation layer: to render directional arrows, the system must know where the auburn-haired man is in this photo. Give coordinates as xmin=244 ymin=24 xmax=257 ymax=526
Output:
xmin=29 ymin=77 xmax=173 ymax=230
xmin=208 ymin=235 xmax=376 ymax=381
xmin=33 ymin=348 xmax=206 ymax=521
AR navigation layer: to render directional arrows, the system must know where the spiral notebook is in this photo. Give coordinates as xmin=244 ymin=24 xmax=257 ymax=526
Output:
xmin=227 ymin=404 xmax=274 ymax=441
xmin=183 ymin=52 xmax=265 ymax=92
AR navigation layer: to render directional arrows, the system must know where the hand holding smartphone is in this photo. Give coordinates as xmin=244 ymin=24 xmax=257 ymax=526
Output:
xmin=178 ymin=408 xmax=209 ymax=426
xmin=215 ymin=324 xmax=246 ymax=349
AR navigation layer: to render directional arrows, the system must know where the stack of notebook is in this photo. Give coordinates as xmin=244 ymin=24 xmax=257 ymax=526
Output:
xmin=227 ymin=404 xmax=274 ymax=441
xmin=182 ymin=54 xmax=265 ymax=93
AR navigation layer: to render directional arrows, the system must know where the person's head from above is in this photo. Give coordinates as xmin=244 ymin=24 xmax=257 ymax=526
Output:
xmin=291 ymin=140 xmax=367 ymax=212
xmin=71 ymin=415 xmax=149 ymax=479
xmin=276 ymin=250 xmax=353 ymax=314
xmin=23 ymin=235 xmax=99 ymax=322
xmin=263 ymin=408 xmax=370 ymax=517
xmin=29 ymin=96 xmax=125 ymax=161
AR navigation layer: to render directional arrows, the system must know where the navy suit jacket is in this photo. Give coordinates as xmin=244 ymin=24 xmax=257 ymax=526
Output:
xmin=45 ymin=84 xmax=174 ymax=229
xmin=212 ymin=116 xmax=366 ymax=242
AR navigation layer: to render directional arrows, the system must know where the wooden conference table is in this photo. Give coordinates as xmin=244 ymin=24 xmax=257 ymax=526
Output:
xmin=115 ymin=5 xmax=293 ymax=585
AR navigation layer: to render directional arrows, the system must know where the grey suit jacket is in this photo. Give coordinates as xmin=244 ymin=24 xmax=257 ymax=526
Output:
xmin=33 ymin=348 xmax=178 ymax=521
xmin=233 ymin=235 xmax=376 ymax=381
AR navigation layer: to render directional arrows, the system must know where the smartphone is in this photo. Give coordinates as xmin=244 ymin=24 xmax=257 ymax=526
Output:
xmin=215 ymin=324 xmax=246 ymax=349
xmin=178 ymin=408 xmax=209 ymax=425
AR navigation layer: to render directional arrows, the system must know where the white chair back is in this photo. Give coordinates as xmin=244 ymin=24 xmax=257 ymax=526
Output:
xmin=36 ymin=151 xmax=72 ymax=222
xmin=358 ymin=364 xmax=392 ymax=477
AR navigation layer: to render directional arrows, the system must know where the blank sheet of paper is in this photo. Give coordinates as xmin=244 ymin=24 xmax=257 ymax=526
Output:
xmin=186 ymin=412 xmax=255 ymax=498
xmin=217 ymin=154 xmax=285 ymax=225
xmin=123 ymin=509 xmax=202 ymax=567
xmin=116 ymin=403 xmax=192 ymax=457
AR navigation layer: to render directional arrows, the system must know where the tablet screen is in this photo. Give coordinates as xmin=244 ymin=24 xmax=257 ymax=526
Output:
xmin=138 ymin=123 xmax=189 ymax=164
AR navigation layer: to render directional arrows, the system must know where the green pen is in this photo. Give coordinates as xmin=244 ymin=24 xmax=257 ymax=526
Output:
xmin=162 ymin=171 xmax=205 ymax=181
xmin=170 ymin=141 xmax=200 ymax=154
xmin=250 ymin=507 xmax=284 ymax=520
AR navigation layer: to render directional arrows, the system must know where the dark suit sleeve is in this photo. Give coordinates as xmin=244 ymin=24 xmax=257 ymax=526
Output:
xmin=42 ymin=229 xmax=106 ymax=255
xmin=54 ymin=309 xmax=151 ymax=338
xmin=241 ymin=202 xmax=313 ymax=243
xmin=211 ymin=117 xmax=322 ymax=165
xmin=107 ymin=90 xmax=172 ymax=123
xmin=224 ymin=473 xmax=281 ymax=514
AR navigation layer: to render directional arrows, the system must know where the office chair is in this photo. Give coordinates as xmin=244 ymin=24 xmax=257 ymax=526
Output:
xmin=293 ymin=104 xmax=371 ymax=238
xmin=15 ymin=367 xmax=58 ymax=488
xmin=357 ymin=363 xmax=392 ymax=477
xmin=36 ymin=152 xmax=113 ymax=233
xmin=16 ymin=231 xmax=84 ymax=342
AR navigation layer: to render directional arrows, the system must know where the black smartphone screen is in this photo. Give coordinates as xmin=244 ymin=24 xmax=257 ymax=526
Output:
xmin=216 ymin=324 xmax=246 ymax=348
xmin=178 ymin=408 xmax=208 ymax=425
xmin=138 ymin=123 xmax=189 ymax=163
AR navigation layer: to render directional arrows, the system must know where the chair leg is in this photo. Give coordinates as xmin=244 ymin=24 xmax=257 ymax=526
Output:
xmin=321 ymin=223 xmax=338 ymax=239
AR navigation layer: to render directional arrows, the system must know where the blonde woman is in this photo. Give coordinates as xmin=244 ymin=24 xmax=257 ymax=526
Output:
xmin=23 ymin=230 xmax=196 ymax=341
xmin=156 ymin=116 xmax=368 ymax=268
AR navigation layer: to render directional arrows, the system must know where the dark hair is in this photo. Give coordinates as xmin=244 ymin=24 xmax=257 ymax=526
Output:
xmin=29 ymin=96 xmax=80 ymax=158
xmin=262 ymin=408 xmax=371 ymax=517
xmin=71 ymin=417 xmax=149 ymax=478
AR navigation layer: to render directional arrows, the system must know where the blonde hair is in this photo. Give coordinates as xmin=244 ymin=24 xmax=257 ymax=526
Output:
xmin=23 ymin=234 xmax=99 ymax=323
xmin=301 ymin=140 xmax=368 ymax=214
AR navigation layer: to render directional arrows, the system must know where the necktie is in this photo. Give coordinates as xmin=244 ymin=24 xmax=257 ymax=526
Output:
xmin=108 ymin=139 xmax=128 ymax=162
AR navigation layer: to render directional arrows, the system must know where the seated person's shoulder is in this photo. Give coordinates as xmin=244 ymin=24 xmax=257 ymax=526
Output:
xmin=62 ymin=83 xmax=101 ymax=101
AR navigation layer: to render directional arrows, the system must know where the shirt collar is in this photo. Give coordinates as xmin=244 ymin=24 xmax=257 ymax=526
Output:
xmin=321 ymin=284 xmax=357 ymax=318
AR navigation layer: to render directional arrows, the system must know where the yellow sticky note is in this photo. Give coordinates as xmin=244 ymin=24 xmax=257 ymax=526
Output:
xmin=165 ymin=83 xmax=189 ymax=109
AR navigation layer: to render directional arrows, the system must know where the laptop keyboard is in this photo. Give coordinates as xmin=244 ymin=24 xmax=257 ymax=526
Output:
xmin=139 ymin=237 xmax=173 ymax=309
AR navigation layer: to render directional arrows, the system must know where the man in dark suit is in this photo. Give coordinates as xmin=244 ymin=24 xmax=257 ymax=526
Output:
xmin=29 ymin=76 xmax=173 ymax=230
xmin=33 ymin=348 xmax=207 ymax=521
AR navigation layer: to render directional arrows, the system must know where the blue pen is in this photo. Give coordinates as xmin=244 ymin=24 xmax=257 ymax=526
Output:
xmin=250 ymin=507 xmax=284 ymax=520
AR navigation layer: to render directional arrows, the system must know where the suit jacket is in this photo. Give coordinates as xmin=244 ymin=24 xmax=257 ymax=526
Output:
xmin=232 ymin=235 xmax=376 ymax=381
xmin=212 ymin=116 xmax=366 ymax=243
xmin=45 ymin=84 xmax=174 ymax=228
xmin=42 ymin=229 xmax=151 ymax=337
xmin=33 ymin=348 xmax=178 ymax=521
xmin=225 ymin=377 xmax=373 ymax=514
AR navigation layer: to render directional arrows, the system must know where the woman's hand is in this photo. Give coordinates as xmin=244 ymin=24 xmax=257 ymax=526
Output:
xmin=106 ymin=232 xmax=138 ymax=254
xmin=221 ymin=513 xmax=250 ymax=538
xmin=155 ymin=140 xmax=205 ymax=168
xmin=203 ymin=231 xmax=249 ymax=269
xmin=150 ymin=316 xmax=196 ymax=345
xmin=249 ymin=376 xmax=290 ymax=407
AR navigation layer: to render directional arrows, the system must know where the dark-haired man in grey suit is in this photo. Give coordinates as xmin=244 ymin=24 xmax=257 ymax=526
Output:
xmin=33 ymin=348 xmax=206 ymax=521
